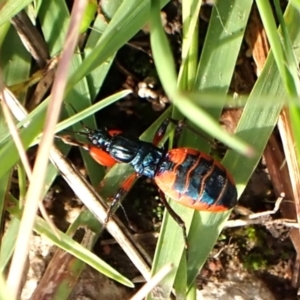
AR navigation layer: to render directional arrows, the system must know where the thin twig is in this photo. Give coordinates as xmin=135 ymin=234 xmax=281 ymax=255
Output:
xmin=6 ymin=1 xmax=88 ymax=296
xmin=225 ymin=196 xmax=298 ymax=228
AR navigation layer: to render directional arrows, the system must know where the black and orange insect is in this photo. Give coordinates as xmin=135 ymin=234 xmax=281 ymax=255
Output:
xmin=59 ymin=118 xmax=238 ymax=246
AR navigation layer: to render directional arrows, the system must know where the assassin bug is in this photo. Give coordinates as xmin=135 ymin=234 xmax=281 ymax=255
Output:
xmin=59 ymin=118 xmax=237 ymax=246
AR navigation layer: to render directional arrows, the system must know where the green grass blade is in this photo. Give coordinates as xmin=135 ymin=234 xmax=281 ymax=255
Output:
xmin=187 ymin=3 xmax=300 ymax=289
xmin=272 ymin=2 xmax=300 ymax=162
xmin=178 ymin=0 xmax=202 ymax=88
xmin=79 ymin=0 xmax=98 ymax=33
xmin=33 ymin=210 xmax=117 ymax=298
xmin=34 ymin=217 xmax=132 ymax=287
xmin=0 ymin=0 xmax=33 ymax=27
xmin=7 ymin=200 xmax=133 ymax=287
xmin=290 ymin=0 xmax=300 ymax=9
xmin=256 ymin=0 xmax=299 ymax=97
xmin=0 ymin=7 xmax=31 ymax=284
xmin=1 ymin=28 xmax=31 ymax=99
xmin=0 ymin=217 xmax=20 ymax=272
xmin=0 ymin=273 xmax=14 ymax=300
xmin=148 ymin=1 xmax=252 ymax=297
xmin=0 ymin=87 xmax=129 ymax=184
xmin=149 ymin=0 xmax=178 ymax=98
xmin=273 ymin=0 xmax=300 ymax=95
xmin=38 ymin=0 xmax=70 ymax=56
xmin=67 ymin=0 xmax=169 ymax=90
xmin=39 ymin=0 xmax=101 ymax=182
xmin=149 ymin=0 xmax=251 ymax=156
xmin=84 ymin=16 xmax=115 ymax=100
xmin=54 ymin=90 xmax=132 ymax=135
xmin=99 ymin=108 xmax=172 ymax=200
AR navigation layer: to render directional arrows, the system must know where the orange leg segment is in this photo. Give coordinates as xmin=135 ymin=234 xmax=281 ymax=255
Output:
xmin=103 ymin=172 xmax=140 ymax=227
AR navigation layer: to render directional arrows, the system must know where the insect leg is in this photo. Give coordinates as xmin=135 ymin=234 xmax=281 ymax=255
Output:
xmin=155 ymin=118 xmax=217 ymax=149
xmin=103 ymin=172 xmax=140 ymax=228
xmin=153 ymin=118 xmax=186 ymax=147
xmin=159 ymin=190 xmax=189 ymax=250
xmin=56 ymin=135 xmax=88 ymax=149
xmin=153 ymin=119 xmax=171 ymax=146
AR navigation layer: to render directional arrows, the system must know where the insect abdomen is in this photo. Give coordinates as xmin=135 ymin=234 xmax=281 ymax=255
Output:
xmin=154 ymin=148 xmax=237 ymax=211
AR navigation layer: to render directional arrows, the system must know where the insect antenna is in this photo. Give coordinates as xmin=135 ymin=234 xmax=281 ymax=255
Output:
xmin=62 ymin=102 xmax=98 ymax=137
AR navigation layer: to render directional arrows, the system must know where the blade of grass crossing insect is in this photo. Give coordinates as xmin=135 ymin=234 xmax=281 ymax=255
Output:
xmin=148 ymin=0 xmax=194 ymax=289
xmin=185 ymin=0 xmax=252 ymax=284
xmin=148 ymin=206 xmax=193 ymax=299
xmin=185 ymin=0 xmax=253 ymax=153
xmin=185 ymin=2 xmax=253 ymax=286
xmin=181 ymin=0 xmax=201 ymax=64
xmin=187 ymin=212 xmax=230 ymax=287
xmin=148 ymin=1 xmax=253 ymax=298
